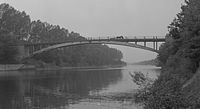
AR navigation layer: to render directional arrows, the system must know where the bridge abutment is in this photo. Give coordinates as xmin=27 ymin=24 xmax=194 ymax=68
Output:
xmin=16 ymin=45 xmax=30 ymax=60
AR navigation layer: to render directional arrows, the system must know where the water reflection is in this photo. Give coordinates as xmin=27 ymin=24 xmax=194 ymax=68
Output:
xmin=0 ymin=65 xmax=160 ymax=109
xmin=0 ymin=69 xmax=122 ymax=109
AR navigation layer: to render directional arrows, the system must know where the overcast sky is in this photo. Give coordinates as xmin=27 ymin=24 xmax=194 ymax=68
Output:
xmin=1 ymin=0 xmax=184 ymax=63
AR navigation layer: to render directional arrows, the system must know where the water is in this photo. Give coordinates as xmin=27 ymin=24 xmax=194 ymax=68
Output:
xmin=0 ymin=65 xmax=160 ymax=109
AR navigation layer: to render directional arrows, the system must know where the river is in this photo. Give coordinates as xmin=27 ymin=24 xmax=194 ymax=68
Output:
xmin=0 ymin=65 xmax=160 ymax=109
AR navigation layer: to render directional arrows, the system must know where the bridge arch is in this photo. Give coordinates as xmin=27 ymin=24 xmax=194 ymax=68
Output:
xmin=27 ymin=41 xmax=158 ymax=58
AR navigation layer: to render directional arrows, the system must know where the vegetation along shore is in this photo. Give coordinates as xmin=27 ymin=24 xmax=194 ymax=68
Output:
xmin=0 ymin=3 xmax=125 ymax=69
xmin=134 ymin=0 xmax=200 ymax=108
xmin=2 ymin=0 xmax=200 ymax=108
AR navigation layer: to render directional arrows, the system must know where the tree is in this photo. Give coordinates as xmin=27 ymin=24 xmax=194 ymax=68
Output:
xmin=0 ymin=3 xmax=31 ymax=40
xmin=0 ymin=3 xmax=124 ymax=66
xmin=137 ymin=0 xmax=200 ymax=108
xmin=0 ymin=32 xmax=18 ymax=64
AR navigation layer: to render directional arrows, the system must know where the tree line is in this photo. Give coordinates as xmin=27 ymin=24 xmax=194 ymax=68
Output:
xmin=135 ymin=0 xmax=200 ymax=108
xmin=0 ymin=3 xmax=124 ymax=66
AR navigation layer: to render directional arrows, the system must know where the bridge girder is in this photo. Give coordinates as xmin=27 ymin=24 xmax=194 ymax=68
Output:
xmin=25 ymin=41 xmax=159 ymax=58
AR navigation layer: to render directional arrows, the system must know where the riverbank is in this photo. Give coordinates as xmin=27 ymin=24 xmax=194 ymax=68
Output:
xmin=22 ymin=58 xmax=126 ymax=70
xmin=133 ymin=1 xmax=200 ymax=108
xmin=24 ymin=60 xmax=126 ymax=69
xmin=131 ymin=59 xmax=160 ymax=66
xmin=36 ymin=64 xmax=127 ymax=71
xmin=0 ymin=64 xmax=35 ymax=71
xmin=0 ymin=63 xmax=126 ymax=71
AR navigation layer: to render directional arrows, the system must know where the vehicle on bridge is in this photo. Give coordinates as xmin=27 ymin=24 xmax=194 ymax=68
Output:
xmin=110 ymin=36 xmax=124 ymax=40
xmin=116 ymin=36 xmax=124 ymax=39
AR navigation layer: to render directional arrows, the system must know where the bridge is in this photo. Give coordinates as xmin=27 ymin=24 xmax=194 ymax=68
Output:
xmin=16 ymin=36 xmax=165 ymax=59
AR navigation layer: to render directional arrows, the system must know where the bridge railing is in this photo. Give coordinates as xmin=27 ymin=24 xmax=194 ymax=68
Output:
xmin=86 ymin=36 xmax=164 ymax=40
xmin=16 ymin=36 xmax=165 ymax=46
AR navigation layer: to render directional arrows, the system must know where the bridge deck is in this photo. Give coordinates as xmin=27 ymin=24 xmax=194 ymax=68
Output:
xmin=15 ymin=37 xmax=165 ymax=46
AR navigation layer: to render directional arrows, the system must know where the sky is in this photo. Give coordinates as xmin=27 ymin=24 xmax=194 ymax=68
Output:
xmin=1 ymin=0 xmax=184 ymax=63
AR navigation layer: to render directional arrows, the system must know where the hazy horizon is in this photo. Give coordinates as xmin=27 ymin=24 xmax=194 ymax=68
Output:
xmin=1 ymin=0 xmax=184 ymax=62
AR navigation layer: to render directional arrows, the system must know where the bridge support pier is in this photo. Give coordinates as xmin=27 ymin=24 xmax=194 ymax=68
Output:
xmin=29 ymin=46 xmax=34 ymax=55
xmin=16 ymin=45 xmax=30 ymax=61
xmin=156 ymin=41 xmax=158 ymax=50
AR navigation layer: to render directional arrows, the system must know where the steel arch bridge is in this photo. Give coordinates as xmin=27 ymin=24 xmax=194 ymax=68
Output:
xmin=16 ymin=36 xmax=165 ymax=59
